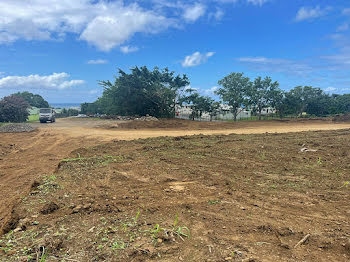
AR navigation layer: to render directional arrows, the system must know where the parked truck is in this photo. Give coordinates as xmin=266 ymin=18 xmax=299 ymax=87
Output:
xmin=39 ymin=108 xmax=56 ymax=123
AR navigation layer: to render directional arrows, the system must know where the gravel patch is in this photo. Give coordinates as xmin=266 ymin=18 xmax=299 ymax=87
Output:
xmin=0 ymin=123 xmax=37 ymax=133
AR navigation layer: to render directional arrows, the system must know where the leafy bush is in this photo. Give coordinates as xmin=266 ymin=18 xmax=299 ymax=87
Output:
xmin=0 ymin=95 xmax=30 ymax=122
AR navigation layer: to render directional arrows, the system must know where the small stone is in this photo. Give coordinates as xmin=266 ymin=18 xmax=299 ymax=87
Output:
xmin=83 ymin=203 xmax=92 ymax=209
xmin=13 ymin=227 xmax=22 ymax=233
xmin=72 ymin=205 xmax=82 ymax=213
xmin=157 ymin=238 xmax=163 ymax=244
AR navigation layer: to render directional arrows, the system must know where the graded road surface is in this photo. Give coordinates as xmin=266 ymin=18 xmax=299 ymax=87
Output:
xmin=1 ymin=118 xmax=350 ymax=235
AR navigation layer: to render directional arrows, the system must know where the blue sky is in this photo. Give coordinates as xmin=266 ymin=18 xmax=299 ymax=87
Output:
xmin=0 ymin=0 xmax=350 ymax=103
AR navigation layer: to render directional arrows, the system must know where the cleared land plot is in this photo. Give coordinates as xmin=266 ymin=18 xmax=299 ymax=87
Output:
xmin=0 ymin=124 xmax=350 ymax=261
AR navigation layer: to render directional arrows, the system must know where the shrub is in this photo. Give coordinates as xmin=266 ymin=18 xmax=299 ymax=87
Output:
xmin=0 ymin=95 xmax=30 ymax=122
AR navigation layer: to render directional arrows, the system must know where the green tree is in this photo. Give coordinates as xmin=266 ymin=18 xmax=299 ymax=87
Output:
xmin=248 ymin=76 xmax=280 ymax=120
xmin=13 ymin=91 xmax=49 ymax=108
xmin=98 ymin=66 xmax=189 ymax=117
xmin=285 ymin=86 xmax=328 ymax=117
xmin=329 ymin=94 xmax=350 ymax=114
xmin=179 ymin=92 xmax=215 ymax=120
xmin=215 ymin=72 xmax=251 ymax=121
xmin=0 ymin=95 xmax=30 ymax=122
xmin=269 ymin=88 xmax=286 ymax=118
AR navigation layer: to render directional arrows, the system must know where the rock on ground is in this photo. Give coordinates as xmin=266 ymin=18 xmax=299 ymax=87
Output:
xmin=0 ymin=123 xmax=37 ymax=133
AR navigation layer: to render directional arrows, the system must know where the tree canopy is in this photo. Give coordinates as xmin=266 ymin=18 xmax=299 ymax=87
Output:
xmin=14 ymin=91 xmax=49 ymax=108
xmin=80 ymin=67 xmax=350 ymax=121
xmin=96 ymin=66 xmax=189 ymax=118
xmin=215 ymin=72 xmax=251 ymax=121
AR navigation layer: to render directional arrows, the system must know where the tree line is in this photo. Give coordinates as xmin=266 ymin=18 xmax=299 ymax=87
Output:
xmin=82 ymin=67 xmax=350 ymax=121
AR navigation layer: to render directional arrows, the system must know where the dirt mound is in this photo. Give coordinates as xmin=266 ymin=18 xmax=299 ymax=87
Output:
xmin=333 ymin=112 xmax=350 ymax=122
xmin=115 ymin=119 xmax=240 ymax=129
xmin=0 ymin=123 xmax=36 ymax=133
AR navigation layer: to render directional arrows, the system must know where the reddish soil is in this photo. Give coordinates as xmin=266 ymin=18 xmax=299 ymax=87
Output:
xmin=0 ymin=119 xmax=350 ymax=261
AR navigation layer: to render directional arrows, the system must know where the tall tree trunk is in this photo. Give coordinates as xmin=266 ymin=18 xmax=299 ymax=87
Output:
xmin=258 ymin=105 xmax=262 ymax=120
xmin=258 ymin=109 xmax=262 ymax=120
xmin=233 ymin=108 xmax=237 ymax=122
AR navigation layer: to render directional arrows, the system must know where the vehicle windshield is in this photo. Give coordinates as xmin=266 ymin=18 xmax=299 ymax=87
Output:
xmin=40 ymin=108 xmax=51 ymax=113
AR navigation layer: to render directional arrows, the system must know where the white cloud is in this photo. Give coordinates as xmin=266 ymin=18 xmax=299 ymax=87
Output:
xmin=120 ymin=45 xmax=139 ymax=54
xmin=209 ymin=8 xmax=225 ymax=21
xmin=80 ymin=10 xmax=170 ymax=51
xmin=0 ymin=0 xmax=173 ymax=51
xmin=89 ymin=89 xmax=99 ymax=95
xmin=246 ymin=0 xmax=269 ymax=6
xmin=87 ymin=59 xmax=108 ymax=64
xmin=214 ymin=0 xmax=269 ymax=5
xmin=0 ymin=0 xmax=272 ymax=49
xmin=343 ymin=8 xmax=350 ymax=15
xmin=336 ymin=23 xmax=349 ymax=32
xmin=0 ymin=73 xmax=84 ymax=90
xmin=324 ymin=86 xmax=336 ymax=92
xmin=237 ymin=56 xmax=313 ymax=76
xmin=183 ymin=3 xmax=207 ymax=22
xmin=204 ymin=86 xmax=219 ymax=95
xmin=182 ymin=51 xmax=215 ymax=67
xmin=295 ymin=6 xmax=330 ymax=22
xmin=184 ymin=85 xmax=198 ymax=92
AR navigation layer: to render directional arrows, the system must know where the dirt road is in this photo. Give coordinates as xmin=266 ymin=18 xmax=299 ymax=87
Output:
xmin=1 ymin=118 xmax=350 ymax=235
xmin=31 ymin=118 xmax=350 ymax=140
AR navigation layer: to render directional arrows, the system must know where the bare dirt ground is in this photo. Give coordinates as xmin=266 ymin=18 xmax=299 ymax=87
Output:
xmin=1 ymin=118 xmax=350 ymax=261
xmin=31 ymin=117 xmax=350 ymax=140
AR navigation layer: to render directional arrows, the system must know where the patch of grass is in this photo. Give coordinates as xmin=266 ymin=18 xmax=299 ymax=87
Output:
xmin=27 ymin=114 xmax=39 ymax=122
xmin=172 ymin=214 xmax=190 ymax=240
xmin=208 ymin=199 xmax=221 ymax=205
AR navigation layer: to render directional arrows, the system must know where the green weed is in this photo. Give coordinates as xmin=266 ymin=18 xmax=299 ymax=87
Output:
xmin=208 ymin=199 xmax=221 ymax=205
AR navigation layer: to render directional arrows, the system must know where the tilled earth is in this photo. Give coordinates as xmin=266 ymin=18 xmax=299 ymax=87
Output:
xmin=1 ymin=128 xmax=350 ymax=261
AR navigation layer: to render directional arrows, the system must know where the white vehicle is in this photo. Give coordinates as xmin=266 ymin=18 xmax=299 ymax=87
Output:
xmin=39 ymin=108 xmax=56 ymax=123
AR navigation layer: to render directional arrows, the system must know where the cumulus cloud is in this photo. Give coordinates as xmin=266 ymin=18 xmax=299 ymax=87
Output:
xmin=120 ymin=45 xmax=139 ymax=54
xmin=0 ymin=73 xmax=85 ymax=90
xmin=0 ymin=0 xmax=273 ymax=49
xmin=204 ymin=86 xmax=219 ymax=95
xmin=295 ymin=6 xmax=331 ymax=22
xmin=87 ymin=59 xmax=108 ymax=64
xmin=183 ymin=3 xmax=207 ymax=22
xmin=0 ymin=0 xmax=173 ymax=51
xmin=182 ymin=51 xmax=215 ymax=67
